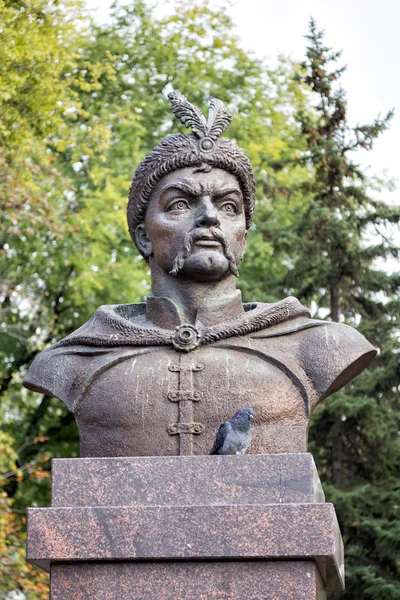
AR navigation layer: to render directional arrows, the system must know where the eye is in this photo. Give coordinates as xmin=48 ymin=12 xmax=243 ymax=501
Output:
xmin=220 ymin=202 xmax=237 ymax=214
xmin=168 ymin=199 xmax=189 ymax=211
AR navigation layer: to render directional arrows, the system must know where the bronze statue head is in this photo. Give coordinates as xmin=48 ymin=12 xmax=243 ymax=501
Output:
xmin=127 ymin=92 xmax=256 ymax=265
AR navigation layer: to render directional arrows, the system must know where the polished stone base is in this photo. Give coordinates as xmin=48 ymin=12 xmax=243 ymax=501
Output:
xmin=50 ymin=561 xmax=327 ymax=600
xmin=27 ymin=454 xmax=343 ymax=599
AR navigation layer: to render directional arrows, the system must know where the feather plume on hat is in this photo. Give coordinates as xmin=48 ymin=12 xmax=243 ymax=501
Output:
xmin=168 ymin=91 xmax=232 ymax=150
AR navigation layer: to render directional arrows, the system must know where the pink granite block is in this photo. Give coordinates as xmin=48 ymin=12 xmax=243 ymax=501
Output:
xmin=50 ymin=560 xmax=327 ymax=600
xmin=28 ymin=503 xmax=343 ymax=590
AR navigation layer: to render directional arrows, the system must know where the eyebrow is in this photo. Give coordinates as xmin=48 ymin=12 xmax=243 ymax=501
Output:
xmin=212 ymin=187 xmax=243 ymax=199
xmin=159 ymin=180 xmax=243 ymax=200
xmin=159 ymin=181 xmax=199 ymax=198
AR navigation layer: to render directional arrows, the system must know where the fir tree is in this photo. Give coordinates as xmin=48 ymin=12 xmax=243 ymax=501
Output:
xmin=269 ymin=19 xmax=400 ymax=599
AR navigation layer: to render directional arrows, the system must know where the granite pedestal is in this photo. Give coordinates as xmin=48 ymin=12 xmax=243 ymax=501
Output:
xmin=27 ymin=453 xmax=344 ymax=599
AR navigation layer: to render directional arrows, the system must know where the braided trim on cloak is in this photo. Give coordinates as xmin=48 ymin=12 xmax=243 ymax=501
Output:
xmin=53 ymin=298 xmax=309 ymax=350
xmin=201 ymin=300 xmax=309 ymax=344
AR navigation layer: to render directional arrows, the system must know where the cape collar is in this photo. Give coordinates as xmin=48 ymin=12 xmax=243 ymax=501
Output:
xmin=53 ymin=296 xmax=313 ymax=352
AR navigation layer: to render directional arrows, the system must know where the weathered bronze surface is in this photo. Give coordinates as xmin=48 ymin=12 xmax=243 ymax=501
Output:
xmin=23 ymin=91 xmax=376 ymax=457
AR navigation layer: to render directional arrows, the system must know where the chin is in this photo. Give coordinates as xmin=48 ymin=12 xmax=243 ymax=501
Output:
xmin=180 ymin=251 xmax=230 ymax=282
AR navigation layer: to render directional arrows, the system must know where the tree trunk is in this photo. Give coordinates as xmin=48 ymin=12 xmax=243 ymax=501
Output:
xmin=330 ymin=284 xmax=342 ymax=488
xmin=332 ymin=433 xmax=343 ymax=489
xmin=330 ymin=285 xmax=339 ymax=322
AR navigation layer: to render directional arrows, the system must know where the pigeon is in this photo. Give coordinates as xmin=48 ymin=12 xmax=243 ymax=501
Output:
xmin=209 ymin=408 xmax=255 ymax=455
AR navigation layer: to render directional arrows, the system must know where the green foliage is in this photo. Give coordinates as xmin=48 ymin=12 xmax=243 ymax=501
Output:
xmin=0 ymin=431 xmax=49 ymax=599
xmin=0 ymin=4 xmax=398 ymax=599
xmin=266 ymin=19 xmax=400 ymax=599
xmin=0 ymin=1 xmax=310 ymax=596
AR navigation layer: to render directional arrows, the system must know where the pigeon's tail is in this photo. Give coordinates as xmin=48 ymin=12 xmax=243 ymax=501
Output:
xmin=209 ymin=421 xmax=230 ymax=455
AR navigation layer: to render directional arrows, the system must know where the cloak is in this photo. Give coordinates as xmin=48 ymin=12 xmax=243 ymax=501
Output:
xmin=23 ymin=296 xmax=376 ymax=457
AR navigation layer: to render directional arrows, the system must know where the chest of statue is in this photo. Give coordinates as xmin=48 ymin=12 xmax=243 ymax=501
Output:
xmin=73 ymin=339 xmax=314 ymax=457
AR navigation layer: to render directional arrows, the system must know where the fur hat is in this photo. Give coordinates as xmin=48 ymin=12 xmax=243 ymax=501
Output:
xmin=127 ymin=91 xmax=255 ymax=248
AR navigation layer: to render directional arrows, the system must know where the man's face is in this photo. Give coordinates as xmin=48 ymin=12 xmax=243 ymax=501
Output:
xmin=140 ymin=167 xmax=247 ymax=282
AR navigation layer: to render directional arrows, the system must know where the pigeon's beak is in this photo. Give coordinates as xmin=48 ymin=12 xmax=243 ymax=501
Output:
xmin=250 ymin=414 xmax=254 ymax=419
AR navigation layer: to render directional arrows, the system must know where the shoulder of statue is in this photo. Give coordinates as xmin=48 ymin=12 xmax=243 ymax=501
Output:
xmin=295 ymin=320 xmax=376 ymax=402
xmin=22 ymin=342 xmax=91 ymax=410
xmin=243 ymin=306 xmax=376 ymax=407
xmin=22 ymin=302 xmax=151 ymax=409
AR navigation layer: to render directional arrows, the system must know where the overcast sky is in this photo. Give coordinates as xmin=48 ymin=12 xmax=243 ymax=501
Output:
xmin=84 ymin=0 xmax=399 ymax=207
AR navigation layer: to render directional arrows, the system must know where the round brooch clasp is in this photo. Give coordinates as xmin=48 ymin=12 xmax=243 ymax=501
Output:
xmin=172 ymin=324 xmax=201 ymax=352
xmin=198 ymin=136 xmax=215 ymax=152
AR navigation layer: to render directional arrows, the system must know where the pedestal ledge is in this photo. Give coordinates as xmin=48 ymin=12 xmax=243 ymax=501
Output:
xmin=28 ymin=502 xmax=343 ymax=591
xmin=27 ymin=454 xmax=345 ymax=598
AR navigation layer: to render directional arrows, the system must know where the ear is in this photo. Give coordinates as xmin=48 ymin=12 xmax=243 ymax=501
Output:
xmin=135 ymin=224 xmax=153 ymax=258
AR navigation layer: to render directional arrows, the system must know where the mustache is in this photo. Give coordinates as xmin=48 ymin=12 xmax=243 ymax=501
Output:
xmin=169 ymin=227 xmax=239 ymax=277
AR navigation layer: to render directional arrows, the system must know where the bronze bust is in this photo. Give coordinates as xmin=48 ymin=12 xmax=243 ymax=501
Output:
xmin=23 ymin=91 xmax=376 ymax=457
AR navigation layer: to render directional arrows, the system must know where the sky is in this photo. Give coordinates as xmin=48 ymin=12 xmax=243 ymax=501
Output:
xmin=84 ymin=0 xmax=399 ymax=207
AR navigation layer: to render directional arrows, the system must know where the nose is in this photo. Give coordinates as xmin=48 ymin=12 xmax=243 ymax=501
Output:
xmin=195 ymin=197 xmax=220 ymax=229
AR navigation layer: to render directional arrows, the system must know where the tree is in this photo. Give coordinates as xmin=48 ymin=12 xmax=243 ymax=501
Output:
xmin=267 ymin=19 xmax=400 ymax=599
xmin=0 ymin=432 xmax=49 ymax=600
xmin=0 ymin=1 xmax=110 ymax=595
xmin=0 ymin=1 xmax=311 ymax=596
